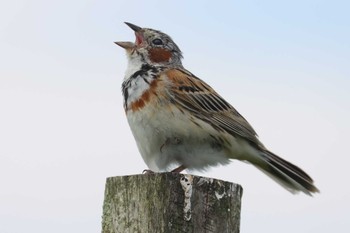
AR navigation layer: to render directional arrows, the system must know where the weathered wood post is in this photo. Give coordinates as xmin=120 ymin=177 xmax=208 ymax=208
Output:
xmin=102 ymin=172 xmax=242 ymax=233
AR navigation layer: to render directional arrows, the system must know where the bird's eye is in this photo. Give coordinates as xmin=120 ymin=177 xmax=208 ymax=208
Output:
xmin=152 ymin=38 xmax=163 ymax=45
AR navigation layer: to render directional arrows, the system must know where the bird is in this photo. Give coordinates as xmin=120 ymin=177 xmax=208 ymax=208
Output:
xmin=115 ymin=22 xmax=319 ymax=195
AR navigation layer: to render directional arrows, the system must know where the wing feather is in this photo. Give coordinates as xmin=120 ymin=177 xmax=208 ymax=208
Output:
xmin=165 ymin=68 xmax=261 ymax=145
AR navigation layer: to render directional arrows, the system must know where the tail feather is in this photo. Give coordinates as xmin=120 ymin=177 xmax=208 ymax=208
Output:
xmin=253 ymin=150 xmax=319 ymax=195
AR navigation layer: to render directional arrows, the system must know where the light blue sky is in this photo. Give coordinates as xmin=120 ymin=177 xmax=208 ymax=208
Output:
xmin=1 ymin=1 xmax=349 ymax=232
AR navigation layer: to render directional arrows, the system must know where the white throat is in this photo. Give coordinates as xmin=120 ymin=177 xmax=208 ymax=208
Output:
xmin=124 ymin=55 xmax=144 ymax=81
xmin=122 ymin=53 xmax=159 ymax=110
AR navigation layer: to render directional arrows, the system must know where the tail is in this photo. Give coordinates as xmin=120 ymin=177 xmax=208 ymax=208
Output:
xmin=251 ymin=150 xmax=319 ymax=195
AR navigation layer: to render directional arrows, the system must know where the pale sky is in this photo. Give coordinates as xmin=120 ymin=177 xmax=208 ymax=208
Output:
xmin=1 ymin=1 xmax=349 ymax=232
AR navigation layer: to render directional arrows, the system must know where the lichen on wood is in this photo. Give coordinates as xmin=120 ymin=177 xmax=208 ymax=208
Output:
xmin=102 ymin=172 xmax=242 ymax=233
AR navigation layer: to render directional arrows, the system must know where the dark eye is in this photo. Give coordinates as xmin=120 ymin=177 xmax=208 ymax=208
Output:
xmin=152 ymin=38 xmax=163 ymax=45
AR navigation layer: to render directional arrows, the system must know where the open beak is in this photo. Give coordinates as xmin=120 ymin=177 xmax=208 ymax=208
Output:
xmin=124 ymin=22 xmax=142 ymax=32
xmin=114 ymin=41 xmax=134 ymax=49
xmin=114 ymin=22 xmax=144 ymax=49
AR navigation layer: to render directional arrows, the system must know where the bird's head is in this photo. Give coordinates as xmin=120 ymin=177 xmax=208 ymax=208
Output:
xmin=115 ymin=22 xmax=183 ymax=67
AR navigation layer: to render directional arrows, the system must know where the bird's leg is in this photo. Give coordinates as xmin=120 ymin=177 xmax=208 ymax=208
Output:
xmin=144 ymin=165 xmax=186 ymax=174
xmin=160 ymin=137 xmax=185 ymax=173
xmin=142 ymin=169 xmax=155 ymax=174
xmin=171 ymin=165 xmax=186 ymax=173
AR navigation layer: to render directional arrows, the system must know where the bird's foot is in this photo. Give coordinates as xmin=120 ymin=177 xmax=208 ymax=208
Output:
xmin=142 ymin=169 xmax=155 ymax=174
xmin=142 ymin=164 xmax=186 ymax=174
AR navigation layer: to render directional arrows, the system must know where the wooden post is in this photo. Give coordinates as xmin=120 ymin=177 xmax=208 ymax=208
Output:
xmin=102 ymin=173 xmax=243 ymax=233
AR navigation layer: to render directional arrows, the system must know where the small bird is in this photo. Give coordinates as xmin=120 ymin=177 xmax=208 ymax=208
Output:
xmin=115 ymin=22 xmax=319 ymax=195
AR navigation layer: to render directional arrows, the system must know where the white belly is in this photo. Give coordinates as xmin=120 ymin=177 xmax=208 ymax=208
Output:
xmin=126 ymin=104 xmax=232 ymax=171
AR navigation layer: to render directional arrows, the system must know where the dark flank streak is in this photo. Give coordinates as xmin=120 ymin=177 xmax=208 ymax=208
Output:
xmin=143 ymin=77 xmax=150 ymax=84
xmin=190 ymin=118 xmax=202 ymax=128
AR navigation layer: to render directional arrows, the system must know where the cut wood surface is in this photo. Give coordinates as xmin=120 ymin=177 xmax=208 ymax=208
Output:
xmin=102 ymin=172 xmax=242 ymax=233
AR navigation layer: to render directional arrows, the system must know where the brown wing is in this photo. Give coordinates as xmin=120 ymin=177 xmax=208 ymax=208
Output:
xmin=165 ymin=68 xmax=261 ymax=145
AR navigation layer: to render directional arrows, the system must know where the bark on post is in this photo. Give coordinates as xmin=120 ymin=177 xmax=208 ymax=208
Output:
xmin=102 ymin=173 xmax=243 ymax=233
